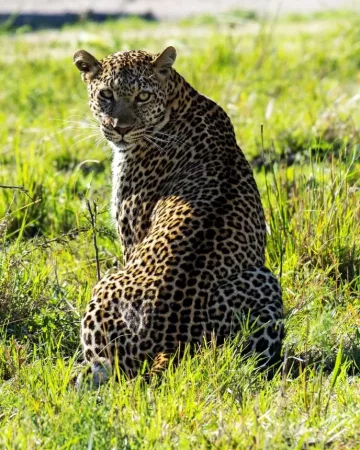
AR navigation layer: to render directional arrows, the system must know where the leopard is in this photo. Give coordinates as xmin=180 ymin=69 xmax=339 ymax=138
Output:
xmin=73 ymin=45 xmax=283 ymax=387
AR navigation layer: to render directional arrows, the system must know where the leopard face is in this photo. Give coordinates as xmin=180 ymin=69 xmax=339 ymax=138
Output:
xmin=74 ymin=47 xmax=176 ymax=150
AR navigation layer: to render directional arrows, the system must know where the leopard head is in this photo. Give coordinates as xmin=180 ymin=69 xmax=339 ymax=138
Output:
xmin=73 ymin=47 xmax=177 ymax=151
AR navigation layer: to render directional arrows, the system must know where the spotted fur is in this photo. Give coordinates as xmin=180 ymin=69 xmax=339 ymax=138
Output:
xmin=73 ymin=46 xmax=283 ymax=386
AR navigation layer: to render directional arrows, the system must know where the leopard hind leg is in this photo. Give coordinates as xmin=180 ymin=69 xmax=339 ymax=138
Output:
xmin=210 ymin=266 xmax=283 ymax=368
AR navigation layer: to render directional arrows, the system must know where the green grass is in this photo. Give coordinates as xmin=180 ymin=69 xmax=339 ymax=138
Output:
xmin=0 ymin=11 xmax=360 ymax=449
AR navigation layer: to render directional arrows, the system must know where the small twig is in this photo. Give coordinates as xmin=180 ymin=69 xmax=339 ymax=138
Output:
xmin=60 ymin=256 xmax=115 ymax=276
xmin=53 ymin=262 xmax=81 ymax=318
xmin=9 ymin=227 xmax=89 ymax=266
xmin=0 ymin=184 xmax=34 ymax=201
xmin=86 ymin=199 xmax=101 ymax=281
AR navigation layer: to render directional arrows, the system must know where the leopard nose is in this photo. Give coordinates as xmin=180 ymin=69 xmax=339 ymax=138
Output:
xmin=113 ymin=124 xmax=134 ymax=136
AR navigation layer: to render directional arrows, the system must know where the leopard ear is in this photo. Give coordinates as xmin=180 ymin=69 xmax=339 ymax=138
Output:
xmin=152 ymin=46 xmax=176 ymax=80
xmin=73 ymin=49 xmax=101 ymax=83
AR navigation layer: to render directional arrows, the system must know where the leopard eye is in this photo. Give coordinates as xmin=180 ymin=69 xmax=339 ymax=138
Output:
xmin=99 ymin=89 xmax=114 ymax=100
xmin=136 ymin=91 xmax=151 ymax=103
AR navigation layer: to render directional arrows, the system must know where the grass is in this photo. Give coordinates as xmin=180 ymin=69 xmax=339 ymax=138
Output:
xmin=0 ymin=10 xmax=360 ymax=449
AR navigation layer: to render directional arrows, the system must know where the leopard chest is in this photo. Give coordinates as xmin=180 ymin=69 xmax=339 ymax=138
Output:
xmin=115 ymin=196 xmax=153 ymax=258
xmin=111 ymin=152 xmax=166 ymax=259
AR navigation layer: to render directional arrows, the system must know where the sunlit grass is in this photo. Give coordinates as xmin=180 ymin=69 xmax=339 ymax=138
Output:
xmin=0 ymin=11 xmax=359 ymax=448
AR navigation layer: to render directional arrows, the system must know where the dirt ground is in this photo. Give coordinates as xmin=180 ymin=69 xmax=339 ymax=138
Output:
xmin=1 ymin=0 xmax=359 ymax=19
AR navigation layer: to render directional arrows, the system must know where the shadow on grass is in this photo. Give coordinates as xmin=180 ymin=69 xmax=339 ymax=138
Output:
xmin=0 ymin=11 xmax=157 ymax=32
xmin=283 ymin=342 xmax=360 ymax=380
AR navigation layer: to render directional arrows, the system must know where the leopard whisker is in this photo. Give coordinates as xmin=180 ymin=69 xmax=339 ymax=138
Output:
xmin=68 ymin=133 xmax=104 ymax=151
xmin=151 ymin=131 xmax=189 ymax=149
xmin=144 ymin=135 xmax=166 ymax=155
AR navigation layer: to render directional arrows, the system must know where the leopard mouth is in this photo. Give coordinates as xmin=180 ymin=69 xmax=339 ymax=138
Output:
xmin=102 ymin=129 xmax=131 ymax=146
xmin=115 ymin=131 xmax=147 ymax=147
xmin=101 ymin=125 xmax=148 ymax=149
xmin=111 ymin=135 xmax=140 ymax=152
